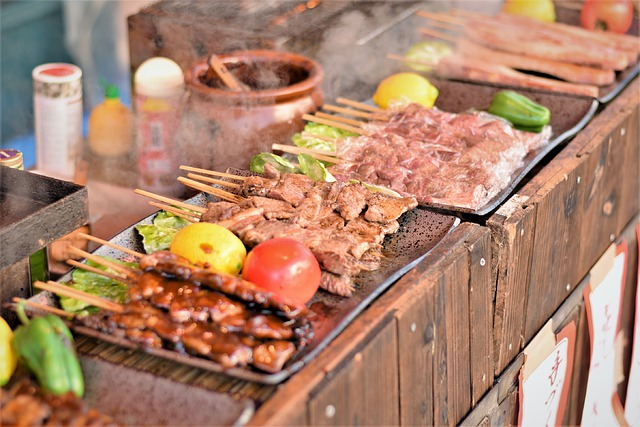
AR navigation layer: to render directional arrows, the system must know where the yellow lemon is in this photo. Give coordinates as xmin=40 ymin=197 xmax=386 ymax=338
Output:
xmin=372 ymin=72 xmax=439 ymax=109
xmin=170 ymin=222 xmax=246 ymax=275
xmin=0 ymin=316 xmax=17 ymax=386
xmin=502 ymin=0 xmax=556 ymax=22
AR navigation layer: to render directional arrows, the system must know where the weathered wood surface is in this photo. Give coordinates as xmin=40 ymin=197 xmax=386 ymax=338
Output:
xmin=251 ymin=222 xmax=493 ymax=426
xmin=462 ymin=215 xmax=639 ymax=426
xmin=488 ymin=77 xmax=640 ymax=375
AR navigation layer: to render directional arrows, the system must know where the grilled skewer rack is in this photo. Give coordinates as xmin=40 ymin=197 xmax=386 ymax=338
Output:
xmin=0 ymin=166 xmax=88 ymax=326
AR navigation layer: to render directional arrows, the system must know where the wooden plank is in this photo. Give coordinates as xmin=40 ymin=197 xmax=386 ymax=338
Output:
xmin=443 ymin=244 xmax=471 ymax=425
xmin=308 ymin=318 xmax=399 ymax=426
xmin=488 ymin=201 xmax=537 ymax=376
xmin=465 ymin=225 xmax=495 ymax=405
xmin=524 ymin=157 xmax=586 ymax=341
xmin=614 ymin=107 xmax=640 ymax=237
xmin=395 ymin=281 xmax=435 ymax=426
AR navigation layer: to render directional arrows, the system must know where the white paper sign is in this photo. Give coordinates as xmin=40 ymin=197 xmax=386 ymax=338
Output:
xmin=581 ymin=246 xmax=627 ymax=427
xmin=520 ymin=337 xmax=570 ymax=427
xmin=624 ymin=224 xmax=640 ymax=427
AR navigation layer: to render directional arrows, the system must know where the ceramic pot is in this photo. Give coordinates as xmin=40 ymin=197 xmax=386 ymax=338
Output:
xmin=183 ymin=50 xmax=324 ymax=171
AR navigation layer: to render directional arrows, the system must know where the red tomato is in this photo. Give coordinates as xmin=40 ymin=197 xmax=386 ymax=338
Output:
xmin=242 ymin=238 xmax=321 ymax=305
xmin=581 ymin=0 xmax=634 ymax=34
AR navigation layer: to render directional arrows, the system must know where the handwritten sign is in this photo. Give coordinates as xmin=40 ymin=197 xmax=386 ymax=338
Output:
xmin=518 ymin=321 xmax=576 ymax=427
xmin=624 ymin=224 xmax=640 ymax=427
xmin=581 ymin=241 xmax=628 ymax=427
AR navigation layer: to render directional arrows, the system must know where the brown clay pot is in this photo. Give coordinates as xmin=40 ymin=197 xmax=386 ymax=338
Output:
xmin=182 ymin=50 xmax=324 ymax=171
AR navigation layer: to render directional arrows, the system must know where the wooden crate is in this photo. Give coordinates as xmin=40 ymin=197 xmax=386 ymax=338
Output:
xmin=488 ymin=78 xmax=640 ymax=376
xmin=462 ymin=214 xmax=639 ymax=426
xmin=251 ymin=222 xmax=494 ymax=426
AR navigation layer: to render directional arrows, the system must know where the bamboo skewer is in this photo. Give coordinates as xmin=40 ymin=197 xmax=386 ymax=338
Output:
xmin=13 ymin=297 xmax=76 ymax=318
xmin=134 ymin=188 xmax=207 ymax=214
xmin=177 ymin=177 xmax=244 ymax=203
xmin=148 ymin=201 xmax=201 ymax=222
xmin=302 ymin=113 xmax=371 ymax=136
xmin=272 ymin=142 xmax=337 ymax=157
xmin=66 ymin=246 xmax=140 ymax=280
xmin=208 ymin=55 xmax=244 ymax=92
xmin=34 ymin=281 xmax=124 ymax=313
xmin=425 ymin=19 xmax=462 ymax=31
xmin=314 ymin=111 xmax=365 ymax=128
xmin=185 ymin=173 xmax=242 ymax=189
xmin=78 ymin=232 xmax=144 ymax=259
xmin=300 ymin=132 xmax=339 ymax=143
xmin=335 ymin=97 xmax=384 ymax=113
xmin=271 ymin=144 xmax=343 ymax=164
xmin=66 ymin=259 xmax=130 ymax=283
xmin=387 ymin=53 xmax=438 ymax=67
xmin=322 ymin=104 xmax=386 ymax=121
xmin=416 ymin=10 xmax=466 ymax=25
xmin=419 ymin=27 xmax=457 ymax=42
xmin=179 ymin=165 xmax=247 ymax=181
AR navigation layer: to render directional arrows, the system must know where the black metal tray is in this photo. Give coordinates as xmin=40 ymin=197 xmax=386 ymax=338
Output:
xmin=418 ymin=77 xmax=599 ymax=216
xmin=30 ymin=192 xmax=459 ymax=384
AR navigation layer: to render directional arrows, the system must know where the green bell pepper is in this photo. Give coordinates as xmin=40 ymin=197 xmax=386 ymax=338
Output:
xmin=12 ymin=301 xmax=84 ymax=397
xmin=487 ymin=90 xmax=551 ymax=132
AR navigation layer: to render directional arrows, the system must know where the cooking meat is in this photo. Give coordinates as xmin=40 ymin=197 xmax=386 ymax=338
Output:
xmin=329 ymin=104 xmax=552 ymax=210
xmin=463 ymin=15 xmax=629 ymax=70
xmin=252 ymin=341 xmax=296 ymax=373
xmin=1 ymin=379 xmax=119 ymax=427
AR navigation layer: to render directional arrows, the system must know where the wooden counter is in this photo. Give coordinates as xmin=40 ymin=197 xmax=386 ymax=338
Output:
xmin=71 ymin=77 xmax=638 ymax=426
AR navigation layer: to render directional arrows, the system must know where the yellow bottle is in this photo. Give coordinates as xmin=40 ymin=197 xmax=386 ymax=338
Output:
xmin=88 ymin=84 xmax=133 ymax=157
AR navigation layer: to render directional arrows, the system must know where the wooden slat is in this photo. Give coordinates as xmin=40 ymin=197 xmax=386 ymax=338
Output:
xmin=524 ymin=158 xmax=585 ymax=341
xmin=442 ymin=245 xmax=471 ymax=425
xmin=395 ymin=279 xmax=435 ymax=426
xmin=308 ymin=318 xmax=399 ymax=426
xmin=488 ymin=201 xmax=537 ymax=376
xmin=465 ymin=226 xmax=495 ymax=405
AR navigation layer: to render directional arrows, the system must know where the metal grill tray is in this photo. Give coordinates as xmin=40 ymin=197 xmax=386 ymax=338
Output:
xmin=30 ymin=190 xmax=459 ymax=384
xmin=414 ymin=77 xmax=599 ymax=216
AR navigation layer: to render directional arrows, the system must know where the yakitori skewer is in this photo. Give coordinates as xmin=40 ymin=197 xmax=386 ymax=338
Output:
xmin=314 ymin=111 xmax=364 ymax=128
xmin=179 ymin=165 xmax=248 ymax=181
xmin=34 ymin=281 xmax=124 ymax=313
xmin=423 ymin=19 xmax=462 ymax=31
xmin=419 ymin=27 xmax=457 ymax=42
xmin=66 ymin=246 xmax=139 ymax=280
xmin=336 ymin=97 xmax=384 ymax=113
xmin=322 ymin=104 xmax=386 ymax=121
xmin=185 ymin=173 xmax=242 ymax=189
xmin=302 ymin=113 xmax=370 ymax=136
xmin=177 ymin=177 xmax=244 ymax=203
xmin=13 ymin=297 xmax=76 ymax=318
xmin=78 ymin=232 xmax=144 ymax=259
xmin=134 ymin=188 xmax=207 ymax=214
xmin=271 ymin=143 xmax=343 ymax=164
xmin=416 ymin=10 xmax=466 ymax=25
xmin=148 ymin=201 xmax=200 ymax=223
xmin=300 ymin=132 xmax=339 ymax=143
xmin=66 ymin=259 xmax=130 ymax=283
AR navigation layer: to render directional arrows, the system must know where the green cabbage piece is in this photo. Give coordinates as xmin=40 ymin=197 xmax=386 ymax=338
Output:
xmin=249 ymin=153 xmax=299 ymax=175
xmin=292 ymin=122 xmax=356 ymax=152
xmin=59 ymin=258 xmax=136 ymax=314
xmin=298 ymin=154 xmax=336 ymax=182
xmin=135 ymin=211 xmax=190 ymax=254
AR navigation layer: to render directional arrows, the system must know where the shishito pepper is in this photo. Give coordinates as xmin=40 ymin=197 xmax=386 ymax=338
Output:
xmin=487 ymin=90 xmax=551 ymax=133
xmin=12 ymin=301 xmax=84 ymax=397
